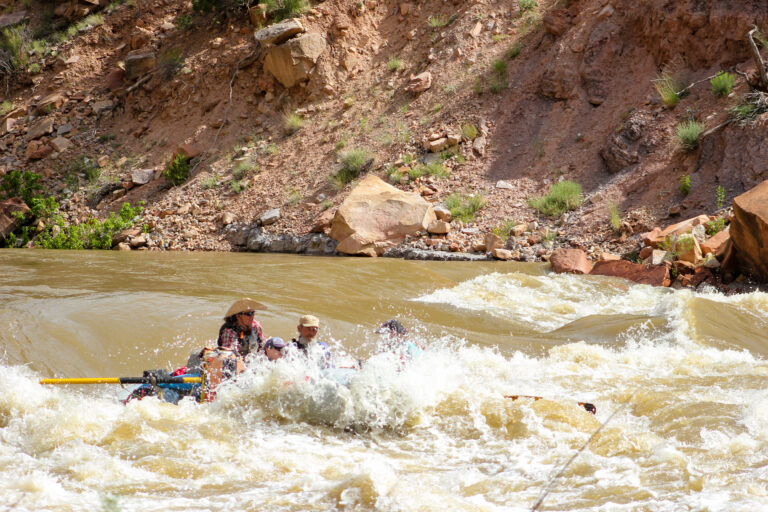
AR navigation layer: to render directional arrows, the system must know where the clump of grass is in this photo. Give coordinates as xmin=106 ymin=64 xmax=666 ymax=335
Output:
xmin=492 ymin=59 xmax=507 ymax=75
xmin=444 ymin=193 xmax=486 ymax=223
xmin=462 ymin=123 xmax=478 ymax=140
xmin=387 ymin=57 xmax=404 ymax=72
xmin=286 ymin=186 xmax=302 ymax=205
xmin=232 ymin=159 xmax=257 ymax=180
xmin=283 ymin=111 xmax=304 ymax=135
xmin=654 ymin=71 xmax=683 ymax=107
xmin=0 ymin=25 xmax=30 ymax=70
xmin=158 ymin=48 xmax=183 ymax=79
xmin=679 ymin=175 xmax=691 ymax=196
xmin=505 ymin=42 xmax=523 ymax=60
xmin=528 ymin=180 xmax=583 ymax=217
xmin=0 ymin=100 xmax=12 ymax=116
xmin=68 ymin=156 xmax=100 ymax=183
xmin=163 ymin=153 xmax=191 ymax=186
xmin=519 ymin=0 xmax=537 ymax=11
xmin=492 ymin=219 xmax=517 ymax=241
xmin=608 ymin=202 xmax=621 ymax=233
xmin=332 ymin=149 xmax=373 ymax=188
xmin=200 ymin=173 xmax=221 ymax=189
xmin=676 ymin=120 xmax=705 ymax=152
xmin=387 ymin=166 xmax=404 ymax=183
xmin=230 ymin=179 xmax=248 ymax=194
xmin=427 ymin=14 xmax=451 ymax=29
xmin=710 ymin=71 xmax=735 ymax=97
xmin=28 ymin=62 xmax=41 ymax=74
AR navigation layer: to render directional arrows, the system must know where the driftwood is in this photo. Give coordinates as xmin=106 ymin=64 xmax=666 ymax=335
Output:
xmin=747 ymin=26 xmax=768 ymax=91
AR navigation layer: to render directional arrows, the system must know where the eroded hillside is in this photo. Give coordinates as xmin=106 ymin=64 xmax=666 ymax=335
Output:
xmin=1 ymin=0 xmax=768 ymax=258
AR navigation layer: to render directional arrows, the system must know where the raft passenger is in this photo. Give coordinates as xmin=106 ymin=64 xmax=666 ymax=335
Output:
xmin=217 ymin=298 xmax=267 ymax=358
xmin=291 ymin=314 xmax=333 ymax=368
xmin=264 ymin=337 xmax=287 ymax=361
xmin=377 ymin=319 xmax=424 ymax=362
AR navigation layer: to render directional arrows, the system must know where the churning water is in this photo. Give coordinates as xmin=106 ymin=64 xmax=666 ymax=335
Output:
xmin=2 ymin=250 xmax=768 ymax=511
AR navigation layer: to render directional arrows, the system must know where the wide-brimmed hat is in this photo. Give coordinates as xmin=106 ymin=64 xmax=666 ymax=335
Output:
xmin=225 ymin=298 xmax=267 ymax=318
xmin=298 ymin=314 xmax=320 ymax=327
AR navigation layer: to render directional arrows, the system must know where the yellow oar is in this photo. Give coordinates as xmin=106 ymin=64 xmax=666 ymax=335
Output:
xmin=40 ymin=377 xmax=202 ymax=385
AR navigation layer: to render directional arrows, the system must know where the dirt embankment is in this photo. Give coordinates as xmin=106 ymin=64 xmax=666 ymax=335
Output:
xmin=1 ymin=0 xmax=768 ymax=259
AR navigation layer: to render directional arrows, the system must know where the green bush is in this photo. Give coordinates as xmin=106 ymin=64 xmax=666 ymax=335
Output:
xmin=528 ymin=180 xmax=583 ymax=217
xmin=519 ymin=0 xmax=537 ymax=11
xmin=332 ymin=149 xmax=373 ymax=188
xmin=492 ymin=59 xmax=507 ymax=75
xmin=462 ymin=123 xmax=478 ymax=140
xmin=1 ymin=170 xmax=43 ymax=206
xmin=444 ymin=193 xmax=486 ymax=223
xmin=36 ymin=201 xmax=143 ymax=250
xmin=676 ymin=120 xmax=705 ymax=151
xmin=710 ymin=71 xmax=735 ymax=97
xmin=263 ymin=0 xmax=310 ymax=20
xmin=715 ymin=185 xmax=726 ymax=210
xmin=164 ymin=153 xmax=192 ymax=186
xmin=679 ymin=174 xmax=691 ymax=196
xmin=706 ymin=218 xmax=726 ymax=236
xmin=0 ymin=25 xmax=29 ymax=70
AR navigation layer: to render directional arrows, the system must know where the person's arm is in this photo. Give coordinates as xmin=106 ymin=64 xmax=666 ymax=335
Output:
xmin=218 ymin=328 xmax=238 ymax=350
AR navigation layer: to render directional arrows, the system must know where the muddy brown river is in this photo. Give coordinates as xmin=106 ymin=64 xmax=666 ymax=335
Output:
xmin=2 ymin=249 xmax=768 ymax=511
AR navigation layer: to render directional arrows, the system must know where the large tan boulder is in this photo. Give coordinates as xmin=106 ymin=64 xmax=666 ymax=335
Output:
xmin=550 ymin=248 xmax=593 ymax=274
xmin=590 ymin=260 xmax=671 ymax=287
xmin=330 ymin=175 xmax=436 ymax=256
xmin=701 ymin=228 xmax=730 ymax=258
xmin=254 ymin=18 xmax=304 ymax=45
xmin=729 ymin=181 xmax=768 ymax=280
xmin=263 ymin=33 xmax=326 ymax=88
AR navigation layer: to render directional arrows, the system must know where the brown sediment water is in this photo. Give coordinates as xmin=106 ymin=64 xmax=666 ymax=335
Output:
xmin=2 ymin=249 xmax=768 ymax=511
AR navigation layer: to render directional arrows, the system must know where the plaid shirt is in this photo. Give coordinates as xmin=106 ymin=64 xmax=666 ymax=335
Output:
xmin=219 ymin=320 xmax=264 ymax=356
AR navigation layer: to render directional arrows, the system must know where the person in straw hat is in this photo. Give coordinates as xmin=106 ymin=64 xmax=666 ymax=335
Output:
xmin=217 ymin=298 xmax=268 ymax=357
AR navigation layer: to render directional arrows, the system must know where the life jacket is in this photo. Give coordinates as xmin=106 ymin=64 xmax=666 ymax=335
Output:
xmin=217 ymin=321 xmax=264 ymax=357
xmin=200 ymin=346 xmax=245 ymax=401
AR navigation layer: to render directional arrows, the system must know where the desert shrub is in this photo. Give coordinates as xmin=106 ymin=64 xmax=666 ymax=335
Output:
xmin=68 ymin=156 xmax=100 ymax=183
xmin=492 ymin=219 xmax=517 ymax=241
xmin=387 ymin=167 xmax=404 ymax=183
xmin=505 ymin=42 xmax=523 ymax=60
xmin=492 ymin=59 xmax=507 ymax=75
xmin=730 ymin=92 xmax=768 ymax=123
xmin=0 ymin=25 xmax=29 ymax=70
xmin=263 ymin=0 xmax=310 ymax=20
xmin=427 ymin=14 xmax=452 ymax=29
xmin=163 ymin=153 xmax=192 ymax=186
xmin=715 ymin=185 xmax=726 ymax=210
xmin=706 ymin=217 xmax=726 ymax=236
xmin=710 ymin=71 xmax=735 ymax=96
xmin=0 ymin=100 xmax=12 ymax=116
xmin=332 ymin=149 xmax=373 ymax=188
xmin=230 ymin=179 xmax=248 ymax=194
xmin=528 ymin=180 xmax=583 ymax=216
xmin=519 ymin=0 xmax=537 ymax=11
xmin=676 ymin=120 xmax=705 ymax=151
xmin=200 ymin=173 xmax=221 ymax=189
xmin=176 ymin=13 xmax=193 ymax=30
xmin=232 ymin=159 xmax=257 ymax=180
xmin=158 ymin=48 xmax=183 ymax=79
xmin=679 ymin=174 xmax=691 ymax=196
xmin=444 ymin=193 xmax=486 ymax=223
xmin=283 ymin=111 xmax=304 ymax=135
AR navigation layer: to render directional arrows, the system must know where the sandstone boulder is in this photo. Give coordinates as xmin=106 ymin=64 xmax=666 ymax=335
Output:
xmin=550 ymin=248 xmax=593 ymax=274
xmin=492 ymin=248 xmax=513 ymax=260
xmin=729 ymin=180 xmax=768 ymax=280
xmin=427 ymin=219 xmax=450 ymax=234
xmin=50 ymin=136 xmax=72 ymax=153
xmin=260 ymin=208 xmax=280 ymax=225
xmin=36 ymin=92 xmax=65 ymax=114
xmin=543 ymin=9 xmax=571 ymax=36
xmin=263 ymin=33 xmax=326 ymax=88
xmin=105 ymin=68 xmax=125 ymax=92
xmin=25 ymin=140 xmax=52 ymax=160
xmin=125 ymin=52 xmax=157 ymax=81
xmin=310 ymin=208 xmax=336 ymax=233
xmin=484 ymin=232 xmax=502 ymax=252
xmin=131 ymin=168 xmax=155 ymax=185
xmin=254 ymin=18 xmax=304 ymax=45
xmin=407 ymin=72 xmax=432 ymax=93
xmin=27 ymin=117 xmax=54 ymax=140
xmin=590 ymin=260 xmax=670 ymax=287
xmin=0 ymin=197 xmax=29 ymax=242
xmin=675 ymin=233 xmax=703 ymax=264
xmin=330 ymin=175 xmax=436 ymax=256
xmin=701 ymin=228 xmax=730 ymax=258
xmin=641 ymin=214 xmax=711 ymax=248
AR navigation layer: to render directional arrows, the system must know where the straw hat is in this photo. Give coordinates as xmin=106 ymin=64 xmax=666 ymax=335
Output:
xmin=224 ymin=298 xmax=267 ymax=318
xmin=298 ymin=314 xmax=320 ymax=327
